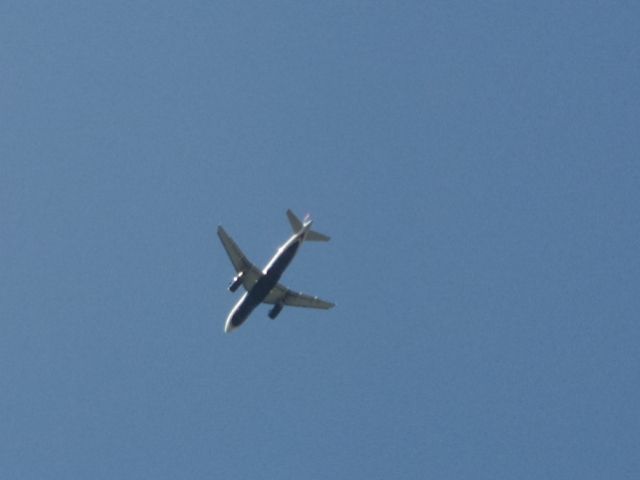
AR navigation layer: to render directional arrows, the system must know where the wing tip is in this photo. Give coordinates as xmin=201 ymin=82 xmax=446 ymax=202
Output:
xmin=318 ymin=298 xmax=335 ymax=309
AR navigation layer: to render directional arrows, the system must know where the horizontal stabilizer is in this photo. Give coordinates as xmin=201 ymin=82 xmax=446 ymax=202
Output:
xmin=286 ymin=209 xmax=302 ymax=233
xmin=287 ymin=209 xmax=330 ymax=241
xmin=306 ymin=230 xmax=330 ymax=242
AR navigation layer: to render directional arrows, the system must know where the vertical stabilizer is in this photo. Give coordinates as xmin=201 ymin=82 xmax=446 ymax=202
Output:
xmin=287 ymin=209 xmax=330 ymax=241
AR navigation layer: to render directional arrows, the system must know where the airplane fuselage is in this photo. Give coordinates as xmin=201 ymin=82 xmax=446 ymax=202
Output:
xmin=225 ymin=232 xmax=304 ymax=332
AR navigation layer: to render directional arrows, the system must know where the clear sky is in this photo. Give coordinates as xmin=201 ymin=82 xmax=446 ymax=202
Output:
xmin=2 ymin=1 xmax=639 ymax=479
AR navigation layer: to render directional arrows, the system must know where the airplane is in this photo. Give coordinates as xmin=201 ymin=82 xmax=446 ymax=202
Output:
xmin=217 ymin=209 xmax=334 ymax=333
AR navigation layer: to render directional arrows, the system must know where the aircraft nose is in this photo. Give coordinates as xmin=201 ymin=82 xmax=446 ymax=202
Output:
xmin=224 ymin=317 xmax=235 ymax=333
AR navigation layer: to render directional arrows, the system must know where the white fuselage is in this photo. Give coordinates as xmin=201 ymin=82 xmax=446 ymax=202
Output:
xmin=224 ymin=224 xmax=311 ymax=332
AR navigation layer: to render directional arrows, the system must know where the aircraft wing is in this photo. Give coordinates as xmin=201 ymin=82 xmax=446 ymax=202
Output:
xmin=217 ymin=226 xmax=263 ymax=290
xmin=263 ymin=283 xmax=335 ymax=310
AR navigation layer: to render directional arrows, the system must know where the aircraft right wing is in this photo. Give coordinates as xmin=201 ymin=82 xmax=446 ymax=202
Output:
xmin=217 ymin=226 xmax=263 ymax=290
xmin=263 ymin=283 xmax=335 ymax=310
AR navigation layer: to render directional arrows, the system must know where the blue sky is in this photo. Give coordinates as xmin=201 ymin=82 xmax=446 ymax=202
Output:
xmin=2 ymin=1 xmax=639 ymax=478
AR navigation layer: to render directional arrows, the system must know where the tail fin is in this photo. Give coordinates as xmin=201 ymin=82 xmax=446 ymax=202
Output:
xmin=286 ymin=209 xmax=302 ymax=232
xmin=286 ymin=209 xmax=330 ymax=241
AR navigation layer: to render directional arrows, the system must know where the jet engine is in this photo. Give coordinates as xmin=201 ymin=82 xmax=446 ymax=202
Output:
xmin=228 ymin=272 xmax=243 ymax=292
xmin=268 ymin=303 xmax=284 ymax=319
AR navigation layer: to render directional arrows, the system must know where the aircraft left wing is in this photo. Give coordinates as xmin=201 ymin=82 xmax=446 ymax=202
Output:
xmin=217 ymin=226 xmax=263 ymax=290
xmin=263 ymin=283 xmax=335 ymax=310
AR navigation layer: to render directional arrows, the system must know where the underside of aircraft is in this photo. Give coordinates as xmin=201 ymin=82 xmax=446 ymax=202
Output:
xmin=218 ymin=210 xmax=334 ymax=332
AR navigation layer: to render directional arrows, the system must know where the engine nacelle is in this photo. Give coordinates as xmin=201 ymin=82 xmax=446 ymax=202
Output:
xmin=268 ymin=303 xmax=284 ymax=319
xmin=228 ymin=272 xmax=243 ymax=292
